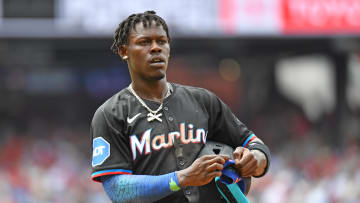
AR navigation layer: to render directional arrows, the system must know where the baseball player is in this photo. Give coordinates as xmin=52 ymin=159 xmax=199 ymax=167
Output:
xmin=90 ymin=11 xmax=270 ymax=203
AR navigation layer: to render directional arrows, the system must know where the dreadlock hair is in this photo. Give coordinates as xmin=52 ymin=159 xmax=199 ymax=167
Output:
xmin=111 ymin=10 xmax=170 ymax=54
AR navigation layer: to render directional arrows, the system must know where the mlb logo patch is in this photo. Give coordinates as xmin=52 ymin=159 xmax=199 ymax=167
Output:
xmin=92 ymin=137 xmax=110 ymax=167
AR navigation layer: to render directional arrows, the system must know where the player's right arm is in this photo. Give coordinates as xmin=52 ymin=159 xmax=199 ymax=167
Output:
xmin=90 ymin=104 xmax=180 ymax=202
xmin=102 ymin=154 xmax=228 ymax=203
xmin=102 ymin=172 xmax=181 ymax=203
xmin=90 ymin=104 xmax=133 ymax=182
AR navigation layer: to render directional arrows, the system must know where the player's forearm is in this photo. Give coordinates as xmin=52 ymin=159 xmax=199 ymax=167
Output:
xmin=247 ymin=138 xmax=271 ymax=177
xmin=102 ymin=172 xmax=181 ymax=203
xmin=251 ymin=149 xmax=267 ymax=177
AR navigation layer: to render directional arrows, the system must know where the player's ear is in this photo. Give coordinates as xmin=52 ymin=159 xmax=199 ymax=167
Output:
xmin=118 ymin=45 xmax=128 ymax=60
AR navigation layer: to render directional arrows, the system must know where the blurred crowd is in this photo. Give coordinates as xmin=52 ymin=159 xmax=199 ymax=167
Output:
xmin=0 ymin=122 xmax=107 ymax=203
xmin=249 ymin=138 xmax=360 ymax=203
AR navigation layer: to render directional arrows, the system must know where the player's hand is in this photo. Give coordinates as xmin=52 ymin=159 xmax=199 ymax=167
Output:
xmin=233 ymin=147 xmax=266 ymax=177
xmin=177 ymin=155 xmax=229 ymax=187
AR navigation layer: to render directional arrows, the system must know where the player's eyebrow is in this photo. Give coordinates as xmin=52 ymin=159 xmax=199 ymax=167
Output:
xmin=132 ymin=34 xmax=168 ymax=42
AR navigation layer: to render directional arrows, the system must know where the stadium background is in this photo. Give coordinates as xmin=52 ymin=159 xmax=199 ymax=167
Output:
xmin=1 ymin=0 xmax=360 ymax=202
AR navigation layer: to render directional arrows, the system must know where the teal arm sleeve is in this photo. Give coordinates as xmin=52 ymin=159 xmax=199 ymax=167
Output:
xmin=102 ymin=172 xmax=181 ymax=203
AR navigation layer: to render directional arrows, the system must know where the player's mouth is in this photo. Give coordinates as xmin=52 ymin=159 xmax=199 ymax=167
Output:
xmin=149 ymin=57 xmax=166 ymax=66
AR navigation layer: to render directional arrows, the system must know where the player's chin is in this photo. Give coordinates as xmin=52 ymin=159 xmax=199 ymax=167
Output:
xmin=150 ymin=71 xmax=166 ymax=81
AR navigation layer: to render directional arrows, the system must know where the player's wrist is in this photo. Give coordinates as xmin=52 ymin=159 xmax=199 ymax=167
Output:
xmin=250 ymin=149 xmax=267 ymax=176
xmin=176 ymin=170 xmax=185 ymax=187
xmin=176 ymin=169 xmax=189 ymax=187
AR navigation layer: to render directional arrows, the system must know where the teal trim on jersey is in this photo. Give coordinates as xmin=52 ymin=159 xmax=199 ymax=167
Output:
xmin=242 ymin=133 xmax=255 ymax=147
xmin=215 ymin=177 xmax=249 ymax=203
xmin=91 ymin=169 xmax=133 ymax=182
xmin=91 ymin=169 xmax=132 ymax=177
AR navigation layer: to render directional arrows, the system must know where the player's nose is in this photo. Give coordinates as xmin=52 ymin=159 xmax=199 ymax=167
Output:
xmin=150 ymin=41 xmax=162 ymax=54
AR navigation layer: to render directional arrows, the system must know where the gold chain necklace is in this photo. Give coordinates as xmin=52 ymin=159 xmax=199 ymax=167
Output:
xmin=128 ymin=83 xmax=171 ymax=122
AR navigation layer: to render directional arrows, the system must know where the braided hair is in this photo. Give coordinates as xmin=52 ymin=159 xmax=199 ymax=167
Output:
xmin=111 ymin=11 xmax=170 ymax=54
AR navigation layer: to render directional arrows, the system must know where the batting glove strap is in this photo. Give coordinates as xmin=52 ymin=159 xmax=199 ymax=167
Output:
xmin=247 ymin=141 xmax=271 ymax=178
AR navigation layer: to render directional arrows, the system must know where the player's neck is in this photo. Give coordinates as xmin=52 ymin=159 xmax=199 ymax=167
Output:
xmin=131 ymin=79 xmax=168 ymax=103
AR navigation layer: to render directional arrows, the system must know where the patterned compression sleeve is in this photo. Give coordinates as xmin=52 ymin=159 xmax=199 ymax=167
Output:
xmin=102 ymin=172 xmax=181 ymax=203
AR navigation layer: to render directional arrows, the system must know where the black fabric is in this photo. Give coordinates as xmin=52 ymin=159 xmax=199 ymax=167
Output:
xmin=90 ymin=83 xmax=255 ymax=203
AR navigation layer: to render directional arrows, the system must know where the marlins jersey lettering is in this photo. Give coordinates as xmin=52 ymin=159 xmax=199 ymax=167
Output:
xmin=90 ymin=83 xmax=256 ymax=203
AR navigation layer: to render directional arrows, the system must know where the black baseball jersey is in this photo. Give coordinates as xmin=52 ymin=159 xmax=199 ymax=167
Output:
xmin=90 ymin=83 xmax=256 ymax=203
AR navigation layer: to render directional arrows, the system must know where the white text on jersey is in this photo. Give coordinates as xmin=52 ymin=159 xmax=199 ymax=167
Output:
xmin=93 ymin=146 xmax=106 ymax=157
xmin=130 ymin=123 xmax=207 ymax=160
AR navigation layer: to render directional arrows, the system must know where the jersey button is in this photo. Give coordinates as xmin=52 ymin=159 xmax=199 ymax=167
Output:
xmin=168 ymin=116 xmax=173 ymax=121
xmin=185 ymin=190 xmax=191 ymax=195
xmin=179 ymin=159 xmax=185 ymax=166
xmin=164 ymin=107 xmax=168 ymax=111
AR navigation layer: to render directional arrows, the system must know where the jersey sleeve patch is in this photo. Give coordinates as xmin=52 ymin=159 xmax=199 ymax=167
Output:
xmin=92 ymin=137 xmax=111 ymax=167
xmin=91 ymin=169 xmax=133 ymax=182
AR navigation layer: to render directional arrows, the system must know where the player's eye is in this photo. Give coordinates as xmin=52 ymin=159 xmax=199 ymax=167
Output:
xmin=157 ymin=39 xmax=167 ymax=45
xmin=138 ymin=40 xmax=150 ymax=45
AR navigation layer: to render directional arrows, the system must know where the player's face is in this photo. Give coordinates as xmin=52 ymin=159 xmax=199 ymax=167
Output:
xmin=125 ymin=21 xmax=170 ymax=82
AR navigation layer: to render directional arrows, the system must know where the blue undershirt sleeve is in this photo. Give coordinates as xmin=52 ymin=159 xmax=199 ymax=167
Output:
xmin=102 ymin=172 xmax=181 ymax=203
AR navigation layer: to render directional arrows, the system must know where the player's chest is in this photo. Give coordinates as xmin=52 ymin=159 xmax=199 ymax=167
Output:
xmin=125 ymin=98 xmax=209 ymax=160
xmin=126 ymin=97 xmax=208 ymax=134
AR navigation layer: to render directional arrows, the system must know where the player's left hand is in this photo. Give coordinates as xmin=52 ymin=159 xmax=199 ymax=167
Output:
xmin=233 ymin=147 xmax=266 ymax=177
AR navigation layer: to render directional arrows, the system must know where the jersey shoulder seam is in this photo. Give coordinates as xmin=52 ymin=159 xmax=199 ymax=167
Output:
xmin=174 ymin=83 xmax=213 ymax=96
xmin=99 ymin=106 xmax=122 ymax=136
xmin=98 ymin=88 xmax=130 ymax=136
